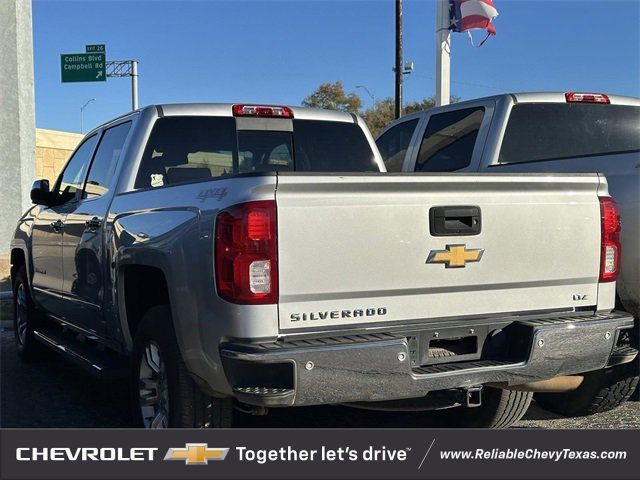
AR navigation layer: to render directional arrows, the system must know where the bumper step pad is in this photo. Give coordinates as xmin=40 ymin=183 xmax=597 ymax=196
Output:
xmin=607 ymin=345 xmax=639 ymax=367
xmin=413 ymin=360 xmax=515 ymax=376
xmin=232 ymin=386 xmax=295 ymax=406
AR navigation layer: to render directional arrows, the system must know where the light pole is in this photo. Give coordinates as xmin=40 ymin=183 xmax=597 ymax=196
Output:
xmin=80 ymin=98 xmax=96 ymax=134
xmin=355 ymin=85 xmax=375 ymax=108
xmin=395 ymin=0 xmax=403 ymax=119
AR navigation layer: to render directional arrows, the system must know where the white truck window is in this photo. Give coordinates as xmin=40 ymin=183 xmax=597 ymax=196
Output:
xmin=135 ymin=117 xmax=378 ymax=190
xmin=499 ymin=104 xmax=640 ymax=164
xmin=376 ymin=119 xmax=419 ymax=172
xmin=415 ymin=108 xmax=484 ymax=172
xmin=135 ymin=117 xmax=237 ymax=189
xmin=293 ymin=120 xmax=378 ymax=172
xmin=238 ymin=121 xmax=376 ymax=173
xmin=237 ymin=131 xmax=293 ymax=173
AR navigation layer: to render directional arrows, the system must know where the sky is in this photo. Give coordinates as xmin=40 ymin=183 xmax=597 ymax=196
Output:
xmin=33 ymin=0 xmax=640 ymax=133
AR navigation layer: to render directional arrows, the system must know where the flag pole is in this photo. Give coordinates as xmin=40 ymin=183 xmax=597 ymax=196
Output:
xmin=435 ymin=0 xmax=451 ymax=106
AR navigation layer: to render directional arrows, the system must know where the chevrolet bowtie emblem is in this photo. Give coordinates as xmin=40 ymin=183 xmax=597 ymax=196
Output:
xmin=164 ymin=443 xmax=229 ymax=465
xmin=426 ymin=244 xmax=484 ymax=268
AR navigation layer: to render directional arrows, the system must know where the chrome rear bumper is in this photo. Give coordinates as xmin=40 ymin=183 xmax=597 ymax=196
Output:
xmin=220 ymin=310 xmax=635 ymax=407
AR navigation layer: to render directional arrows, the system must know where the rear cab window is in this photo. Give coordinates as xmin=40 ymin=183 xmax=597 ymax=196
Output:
xmin=134 ymin=116 xmax=377 ymax=189
xmin=499 ymin=103 xmax=640 ymax=164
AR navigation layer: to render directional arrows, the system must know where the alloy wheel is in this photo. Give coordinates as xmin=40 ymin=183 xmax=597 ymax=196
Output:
xmin=15 ymin=283 xmax=28 ymax=345
xmin=138 ymin=341 xmax=170 ymax=428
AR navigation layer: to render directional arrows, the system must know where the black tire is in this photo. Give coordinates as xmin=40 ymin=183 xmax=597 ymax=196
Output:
xmin=12 ymin=265 xmax=47 ymax=362
xmin=536 ymin=362 xmax=639 ymax=417
xmin=131 ymin=305 xmax=233 ymax=428
xmin=445 ymin=387 xmax=533 ymax=428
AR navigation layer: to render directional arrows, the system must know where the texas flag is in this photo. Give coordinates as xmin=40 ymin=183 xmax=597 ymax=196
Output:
xmin=449 ymin=0 xmax=499 ymax=35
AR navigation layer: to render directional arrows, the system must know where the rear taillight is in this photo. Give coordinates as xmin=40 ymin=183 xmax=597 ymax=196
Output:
xmin=565 ymin=92 xmax=610 ymax=104
xmin=215 ymin=201 xmax=278 ymax=304
xmin=232 ymin=104 xmax=294 ymax=118
xmin=599 ymin=197 xmax=621 ymax=282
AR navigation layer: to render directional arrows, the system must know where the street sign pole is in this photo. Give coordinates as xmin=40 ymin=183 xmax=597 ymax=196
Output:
xmin=131 ymin=60 xmax=138 ymax=110
xmin=104 ymin=60 xmax=139 ymax=111
xmin=435 ymin=0 xmax=451 ymax=107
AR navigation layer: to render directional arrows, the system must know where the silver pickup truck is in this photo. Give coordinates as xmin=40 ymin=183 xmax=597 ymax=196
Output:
xmin=10 ymin=103 xmax=635 ymax=429
xmin=377 ymin=91 xmax=639 ymax=416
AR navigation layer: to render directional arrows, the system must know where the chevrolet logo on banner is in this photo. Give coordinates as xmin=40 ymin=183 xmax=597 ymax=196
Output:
xmin=426 ymin=244 xmax=484 ymax=268
xmin=164 ymin=443 xmax=229 ymax=465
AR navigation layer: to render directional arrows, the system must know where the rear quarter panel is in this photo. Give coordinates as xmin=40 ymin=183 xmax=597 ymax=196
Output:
xmin=107 ymin=175 xmax=278 ymax=395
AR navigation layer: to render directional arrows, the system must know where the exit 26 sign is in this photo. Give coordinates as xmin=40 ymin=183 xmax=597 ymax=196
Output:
xmin=60 ymin=44 xmax=106 ymax=82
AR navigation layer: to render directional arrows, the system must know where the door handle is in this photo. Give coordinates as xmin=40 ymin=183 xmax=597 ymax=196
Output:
xmin=85 ymin=216 xmax=102 ymax=231
xmin=50 ymin=220 xmax=64 ymax=233
xmin=429 ymin=206 xmax=481 ymax=236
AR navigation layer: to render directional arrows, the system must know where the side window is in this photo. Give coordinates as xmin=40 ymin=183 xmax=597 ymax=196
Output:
xmin=55 ymin=134 xmax=98 ymax=204
xmin=135 ymin=117 xmax=236 ymax=189
xmin=415 ymin=108 xmax=484 ymax=172
xmin=84 ymin=122 xmax=132 ymax=198
xmin=375 ymin=119 xmax=419 ymax=172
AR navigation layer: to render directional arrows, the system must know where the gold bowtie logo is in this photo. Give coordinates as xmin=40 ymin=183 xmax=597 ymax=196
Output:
xmin=426 ymin=244 xmax=484 ymax=268
xmin=164 ymin=443 xmax=229 ymax=465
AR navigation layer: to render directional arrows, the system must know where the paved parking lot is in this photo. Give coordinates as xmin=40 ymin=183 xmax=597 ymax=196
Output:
xmin=1 ymin=328 xmax=638 ymax=429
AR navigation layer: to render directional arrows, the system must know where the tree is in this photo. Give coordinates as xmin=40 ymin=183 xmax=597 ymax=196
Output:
xmin=302 ymin=81 xmax=362 ymax=112
xmin=404 ymin=97 xmax=437 ymax=114
xmin=301 ymin=81 xmax=460 ymax=137
xmin=361 ymin=98 xmax=395 ymax=137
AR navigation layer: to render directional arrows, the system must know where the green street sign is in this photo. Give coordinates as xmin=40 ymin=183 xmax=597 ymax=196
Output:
xmin=60 ymin=53 xmax=106 ymax=82
xmin=85 ymin=44 xmax=105 ymax=53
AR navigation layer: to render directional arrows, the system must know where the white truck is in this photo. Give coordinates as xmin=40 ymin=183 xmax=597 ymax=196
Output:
xmin=10 ymin=102 xmax=634 ymax=429
xmin=377 ymin=91 xmax=639 ymax=416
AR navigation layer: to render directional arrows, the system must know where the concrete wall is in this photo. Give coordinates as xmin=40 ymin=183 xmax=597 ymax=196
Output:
xmin=0 ymin=0 xmax=36 ymax=255
xmin=35 ymin=129 xmax=83 ymax=183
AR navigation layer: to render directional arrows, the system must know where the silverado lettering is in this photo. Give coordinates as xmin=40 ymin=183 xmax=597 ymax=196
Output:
xmin=290 ymin=308 xmax=388 ymax=322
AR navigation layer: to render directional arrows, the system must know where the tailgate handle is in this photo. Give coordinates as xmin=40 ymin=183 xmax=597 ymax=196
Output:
xmin=429 ymin=206 xmax=481 ymax=236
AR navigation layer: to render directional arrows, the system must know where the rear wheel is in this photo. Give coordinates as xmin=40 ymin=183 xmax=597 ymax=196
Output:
xmin=131 ymin=305 xmax=233 ymax=428
xmin=444 ymin=387 xmax=533 ymax=428
xmin=536 ymin=362 xmax=639 ymax=417
xmin=12 ymin=266 xmax=47 ymax=361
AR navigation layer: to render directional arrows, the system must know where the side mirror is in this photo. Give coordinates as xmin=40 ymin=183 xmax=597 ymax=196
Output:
xmin=30 ymin=179 xmax=51 ymax=205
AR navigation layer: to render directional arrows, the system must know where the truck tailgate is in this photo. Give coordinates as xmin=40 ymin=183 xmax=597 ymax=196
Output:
xmin=275 ymin=173 xmax=602 ymax=332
